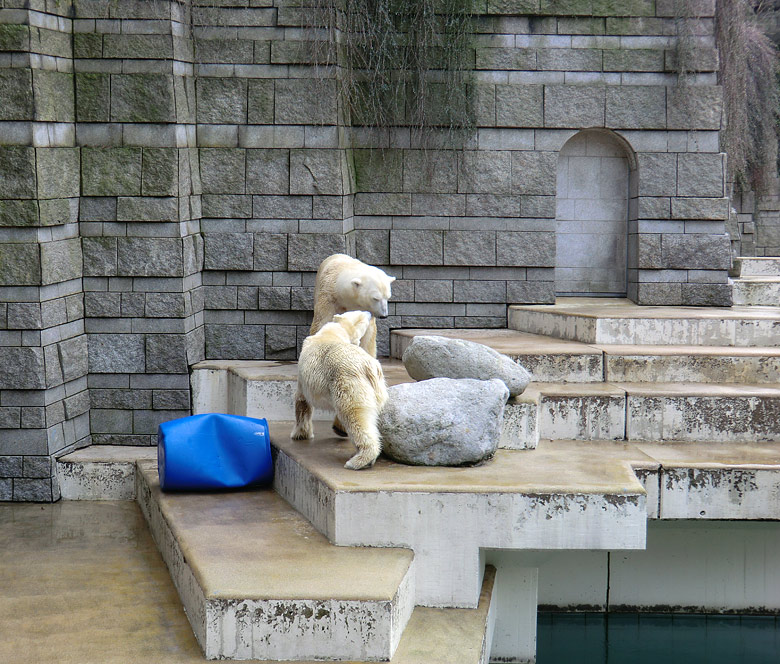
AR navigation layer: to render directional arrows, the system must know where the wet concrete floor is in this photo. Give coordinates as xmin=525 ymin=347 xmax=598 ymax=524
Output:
xmin=0 ymin=501 xmax=222 ymax=664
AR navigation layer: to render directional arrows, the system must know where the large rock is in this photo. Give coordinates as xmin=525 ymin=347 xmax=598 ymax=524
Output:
xmin=378 ymin=378 xmax=509 ymax=466
xmin=402 ymin=335 xmax=531 ymax=397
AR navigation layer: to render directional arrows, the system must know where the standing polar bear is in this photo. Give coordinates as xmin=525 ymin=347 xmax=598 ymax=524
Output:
xmin=310 ymin=254 xmax=396 ymax=358
xmin=292 ymin=311 xmax=388 ymax=470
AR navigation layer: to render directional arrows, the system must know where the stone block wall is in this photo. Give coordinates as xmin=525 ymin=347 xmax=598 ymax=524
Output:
xmin=0 ymin=0 xmax=733 ymax=499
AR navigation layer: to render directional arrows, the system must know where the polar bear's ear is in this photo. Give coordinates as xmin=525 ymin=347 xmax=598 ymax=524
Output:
xmin=351 ymin=277 xmax=362 ymax=289
xmin=388 ymin=276 xmax=396 ymax=283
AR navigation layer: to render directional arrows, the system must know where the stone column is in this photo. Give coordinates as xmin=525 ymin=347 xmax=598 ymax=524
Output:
xmin=0 ymin=2 xmax=88 ymax=501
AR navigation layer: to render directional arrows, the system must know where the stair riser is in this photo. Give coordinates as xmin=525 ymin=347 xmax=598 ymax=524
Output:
xmin=605 ymin=355 xmax=780 ymax=384
xmin=539 ymin=395 xmax=626 ymax=441
xmin=627 ymin=396 xmax=780 ymax=443
xmin=736 ymin=258 xmax=780 ymax=277
xmin=732 ymin=281 xmax=780 ymax=306
xmin=509 ymin=309 xmax=780 ymax=347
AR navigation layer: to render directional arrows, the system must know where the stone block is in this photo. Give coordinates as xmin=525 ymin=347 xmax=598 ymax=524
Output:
xmin=290 ymin=149 xmax=344 ymax=195
xmin=458 ymin=151 xmax=512 ymax=194
xmin=676 ymin=153 xmax=724 ymax=197
xmin=287 ymin=233 xmax=345 ymax=271
xmin=638 ymin=196 xmax=671 ymax=219
xmin=667 ymin=86 xmax=722 ymax=130
xmin=59 ymin=335 xmax=88 ymax=382
xmin=203 ymin=233 xmax=253 ymax=271
xmin=511 ymin=151 xmax=557 ymax=195
xmin=606 ymin=86 xmax=666 ymax=129
xmin=117 ymin=238 xmax=183 ymax=277
xmin=14 ymin=478 xmax=53 ymax=502
xmin=544 ymin=85 xmax=605 ymax=128
xmin=152 ymin=389 xmax=190 ymax=411
xmin=0 ymin=456 xmax=22 ymax=477
xmin=82 ymin=237 xmax=117 ymax=276
xmin=538 ymin=47 xmax=602 ymax=71
xmin=265 ymin=325 xmax=297 ymax=360
xmin=671 ymin=197 xmax=728 ymax=221
xmin=194 ymin=38 xmax=253 ymax=64
xmin=205 ymin=286 xmax=237 ymax=310
xmin=75 ymin=71 xmax=110 ymax=123
xmin=275 ymin=79 xmax=337 ymax=125
xmin=412 ymin=194 xmax=466 ymax=217
xmin=390 ymin=230 xmax=443 ymax=265
xmin=247 ymin=79 xmax=274 ymax=124
xmin=39 ymin=199 xmax=76 ymax=227
xmin=250 ymin=233 xmax=287 ymax=272
xmin=290 ymin=287 xmax=314 ymax=310
xmin=495 ymin=84 xmax=543 ymax=127
xmin=196 ymin=77 xmax=247 ymax=124
xmin=111 ymin=73 xmax=175 ymax=123
xmin=354 ymin=193 xmax=411 ymax=216
xmin=253 ymin=195 xmax=312 ymax=219
xmin=681 ymin=283 xmax=731 ymax=306
xmin=443 ymin=231 xmax=496 ymax=266
xmin=414 ymin=279 xmax=453 ymax=302
xmin=90 ymin=408 xmax=133 ymax=434
xmin=0 ymin=407 xmax=21 ymax=429
xmin=41 ymin=239 xmax=82 ymax=285
xmin=0 ymin=243 xmax=40 ymax=285
xmin=476 ymin=47 xmax=537 ymax=70
xmin=202 ymin=194 xmax=251 ymax=219
xmin=661 ymin=234 xmax=730 ymax=270
xmin=146 ymin=334 xmax=188 ymax=373
xmin=88 ymin=333 xmax=146 ymax=373
xmin=199 ymin=148 xmax=246 ymax=194
xmin=0 ymin=201 xmax=39 ymax=227
xmin=353 ymin=230 xmax=390 ymax=266
xmin=496 ymin=231 xmax=555 ymax=267
xmin=81 ymin=147 xmax=142 ymax=197
xmin=142 ymin=148 xmax=178 ymax=197
xmin=257 ymin=287 xmax=291 ymax=310
xmin=604 ymin=50 xmax=664 ymax=74
xmin=637 ymin=152 xmax=676 ymax=197
xmin=0 ymin=478 xmax=10 ymax=500
xmin=245 ymin=149 xmax=289 ymax=195
xmin=103 ymin=34 xmax=173 ymax=59
xmin=0 ymin=23 xmax=30 ymax=52
xmin=453 ymin=280 xmax=506 ymax=303
xmin=117 ymin=197 xmax=178 ymax=222
xmin=353 ymin=150 xmax=403 ymax=193
xmin=635 ymin=282 xmax=682 ymax=305
xmin=403 ymin=151 xmax=457 ymax=194
xmin=0 ymin=147 xmax=36 ymax=199
xmin=32 ymin=70 xmax=75 ymax=123
xmin=7 ymin=303 xmax=41 ymax=330
xmin=64 ymin=391 xmax=90 ymax=420
xmin=36 ymin=148 xmax=80 ymax=200
xmin=42 ymin=298 xmax=67 ymax=329
xmin=205 ymin=323 xmax=265 ymax=360
xmin=0 ymin=69 xmax=33 ymax=121
xmin=85 ymin=292 xmax=120 ymax=318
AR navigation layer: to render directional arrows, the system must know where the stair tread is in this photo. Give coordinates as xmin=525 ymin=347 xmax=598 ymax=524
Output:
xmin=137 ymin=462 xmax=413 ymax=602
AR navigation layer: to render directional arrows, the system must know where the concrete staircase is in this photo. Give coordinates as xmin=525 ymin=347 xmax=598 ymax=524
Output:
xmin=731 ymin=257 xmax=780 ymax=306
xmin=57 ymin=292 xmax=780 ymax=663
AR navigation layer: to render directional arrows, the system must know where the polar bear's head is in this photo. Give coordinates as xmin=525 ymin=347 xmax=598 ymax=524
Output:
xmin=332 ymin=311 xmax=372 ymax=345
xmin=348 ymin=266 xmax=395 ymax=319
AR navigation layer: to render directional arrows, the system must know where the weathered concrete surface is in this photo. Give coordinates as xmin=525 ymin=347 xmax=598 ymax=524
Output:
xmin=379 ymin=378 xmax=509 ymax=466
xmin=509 ymin=298 xmax=780 ymax=346
xmin=731 ymin=277 xmax=780 ymax=306
xmin=57 ymin=445 xmax=156 ymax=500
xmin=733 ymin=257 xmax=780 ymax=277
xmin=136 ymin=462 xmax=415 ymax=661
xmin=270 ymin=421 xmax=649 ymax=608
xmin=535 ymin=383 xmax=626 ymax=441
xmin=401 ymin=335 xmax=531 ymax=396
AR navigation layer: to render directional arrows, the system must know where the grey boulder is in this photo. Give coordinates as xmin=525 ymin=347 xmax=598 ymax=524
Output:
xmin=378 ymin=377 xmax=509 ymax=466
xmin=402 ymin=335 xmax=531 ymax=397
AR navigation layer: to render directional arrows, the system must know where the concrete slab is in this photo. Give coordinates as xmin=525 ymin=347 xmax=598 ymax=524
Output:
xmin=136 ymin=463 xmax=415 ymax=661
xmin=57 ymin=445 xmax=156 ymax=500
xmin=270 ymin=422 xmax=649 ymax=608
xmin=508 ymin=297 xmax=780 ymax=346
xmin=732 ymin=277 xmax=780 ymax=306
xmin=734 ymin=257 xmax=780 ymax=277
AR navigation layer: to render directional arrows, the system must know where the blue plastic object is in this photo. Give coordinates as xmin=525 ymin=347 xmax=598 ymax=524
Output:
xmin=157 ymin=413 xmax=273 ymax=491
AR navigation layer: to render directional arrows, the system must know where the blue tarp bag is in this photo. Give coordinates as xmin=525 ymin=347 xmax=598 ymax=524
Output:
xmin=157 ymin=413 xmax=273 ymax=491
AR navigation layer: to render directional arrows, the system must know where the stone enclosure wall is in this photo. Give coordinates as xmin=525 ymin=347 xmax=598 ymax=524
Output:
xmin=0 ymin=0 xmax=731 ymax=500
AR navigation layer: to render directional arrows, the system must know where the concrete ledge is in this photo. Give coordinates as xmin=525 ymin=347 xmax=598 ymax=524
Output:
xmin=135 ymin=462 xmax=416 ymax=661
xmin=57 ymin=445 xmax=156 ymax=500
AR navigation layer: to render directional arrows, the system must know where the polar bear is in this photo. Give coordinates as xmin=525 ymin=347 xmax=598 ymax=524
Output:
xmin=292 ymin=311 xmax=389 ymax=470
xmin=310 ymin=254 xmax=395 ymax=358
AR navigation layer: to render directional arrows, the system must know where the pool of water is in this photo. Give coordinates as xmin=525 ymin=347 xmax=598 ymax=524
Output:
xmin=537 ymin=612 xmax=780 ymax=664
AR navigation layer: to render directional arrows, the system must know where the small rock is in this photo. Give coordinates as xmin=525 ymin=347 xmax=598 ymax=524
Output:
xmin=378 ymin=377 xmax=509 ymax=466
xmin=402 ymin=335 xmax=531 ymax=397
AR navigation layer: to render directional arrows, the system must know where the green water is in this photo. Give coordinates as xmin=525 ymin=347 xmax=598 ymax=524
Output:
xmin=537 ymin=613 xmax=780 ymax=664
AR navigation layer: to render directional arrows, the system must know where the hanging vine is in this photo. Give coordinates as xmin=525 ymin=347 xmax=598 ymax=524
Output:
xmin=310 ymin=0 xmax=476 ymax=143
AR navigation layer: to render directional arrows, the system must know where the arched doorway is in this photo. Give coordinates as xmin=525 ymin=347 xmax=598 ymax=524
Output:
xmin=555 ymin=130 xmax=634 ymax=297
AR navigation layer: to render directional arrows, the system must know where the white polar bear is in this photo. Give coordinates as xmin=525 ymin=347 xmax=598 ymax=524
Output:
xmin=292 ymin=311 xmax=389 ymax=470
xmin=310 ymin=254 xmax=395 ymax=358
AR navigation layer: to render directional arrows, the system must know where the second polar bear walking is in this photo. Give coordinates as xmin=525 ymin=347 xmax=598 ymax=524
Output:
xmin=292 ymin=311 xmax=388 ymax=470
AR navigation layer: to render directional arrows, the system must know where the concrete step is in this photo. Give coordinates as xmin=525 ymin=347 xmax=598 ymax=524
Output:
xmin=731 ymin=277 xmax=780 ymax=306
xmin=733 ymin=256 xmax=780 ymax=277
xmin=508 ymin=297 xmax=780 ymax=346
xmin=390 ymin=328 xmax=780 ymax=384
xmin=270 ymin=422 xmax=649 ymax=609
xmin=135 ymin=461 xmax=415 ymax=661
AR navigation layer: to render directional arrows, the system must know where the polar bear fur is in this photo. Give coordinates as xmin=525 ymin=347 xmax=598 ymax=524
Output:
xmin=292 ymin=310 xmax=389 ymax=470
xmin=310 ymin=254 xmax=395 ymax=358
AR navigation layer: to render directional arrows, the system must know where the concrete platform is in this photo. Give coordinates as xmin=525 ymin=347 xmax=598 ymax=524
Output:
xmin=390 ymin=328 xmax=780 ymax=384
xmin=732 ymin=277 xmax=780 ymax=306
xmin=733 ymin=256 xmax=780 ymax=277
xmin=508 ymin=297 xmax=780 ymax=346
xmin=135 ymin=462 xmax=415 ymax=661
